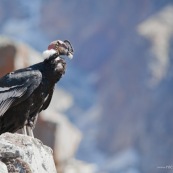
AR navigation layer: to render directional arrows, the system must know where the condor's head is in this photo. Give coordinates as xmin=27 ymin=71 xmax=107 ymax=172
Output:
xmin=43 ymin=40 xmax=74 ymax=76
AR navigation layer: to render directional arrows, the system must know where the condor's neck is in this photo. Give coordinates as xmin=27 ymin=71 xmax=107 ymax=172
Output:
xmin=42 ymin=59 xmax=62 ymax=84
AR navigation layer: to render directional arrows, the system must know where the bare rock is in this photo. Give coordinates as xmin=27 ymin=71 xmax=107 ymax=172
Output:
xmin=0 ymin=133 xmax=57 ymax=173
xmin=0 ymin=160 xmax=8 ymax=173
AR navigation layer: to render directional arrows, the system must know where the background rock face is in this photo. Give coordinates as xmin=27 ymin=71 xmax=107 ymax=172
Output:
xmin=0 ymin=133 xmax=57 ymax=173
xmin=0 ymin=1 xmax=173 ymax=173
xmin=0 ymin=39 xmax=16 ymax=77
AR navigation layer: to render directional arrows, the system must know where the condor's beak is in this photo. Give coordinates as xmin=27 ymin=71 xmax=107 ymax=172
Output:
xmin=64 ymin=40 xmax=74 ymax=59
xmin=67 ymin=51 xmax=73 ymax=59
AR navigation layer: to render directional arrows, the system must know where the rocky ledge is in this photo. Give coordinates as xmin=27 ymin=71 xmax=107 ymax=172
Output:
xmin=0 ymin=133 xmax=57 ymax=173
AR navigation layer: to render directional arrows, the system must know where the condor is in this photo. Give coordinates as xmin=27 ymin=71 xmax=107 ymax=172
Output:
xmin=0 ymin=40 xmax=74 ymax=137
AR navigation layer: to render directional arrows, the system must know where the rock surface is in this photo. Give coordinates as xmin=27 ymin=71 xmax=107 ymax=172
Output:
xmin=0 ymin=133 xmax=57 ymax=173
xmin=0 ymin=161 xmax=8 ymax=173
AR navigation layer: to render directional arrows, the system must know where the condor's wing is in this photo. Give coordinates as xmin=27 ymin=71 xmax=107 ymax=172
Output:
xmin=0 ymin=70 xmax=42 ymax=117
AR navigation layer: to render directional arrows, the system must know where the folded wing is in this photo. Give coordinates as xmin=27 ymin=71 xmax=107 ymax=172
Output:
xmin=0 ymin=70 xmax=42 ymax=117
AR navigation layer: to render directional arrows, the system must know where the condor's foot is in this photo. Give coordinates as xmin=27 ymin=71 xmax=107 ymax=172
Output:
xmin=21 ymin=115 xmax=38 ymax=137
xmin=21 ymin=126 xmax=27 ymax=135
xmin=26 ymin=125 xmax=34 ymax=137
xmin=21 ymin=120 xmax=34 ymax=137
xmin=21 ymin=125 xmax=34 ymax=137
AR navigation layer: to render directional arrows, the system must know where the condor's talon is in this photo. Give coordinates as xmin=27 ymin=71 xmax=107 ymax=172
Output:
xmin=22 ymin=126 xmax=27 ymax=135
xmin=26 ymin=126 xmax=34 ymax=137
